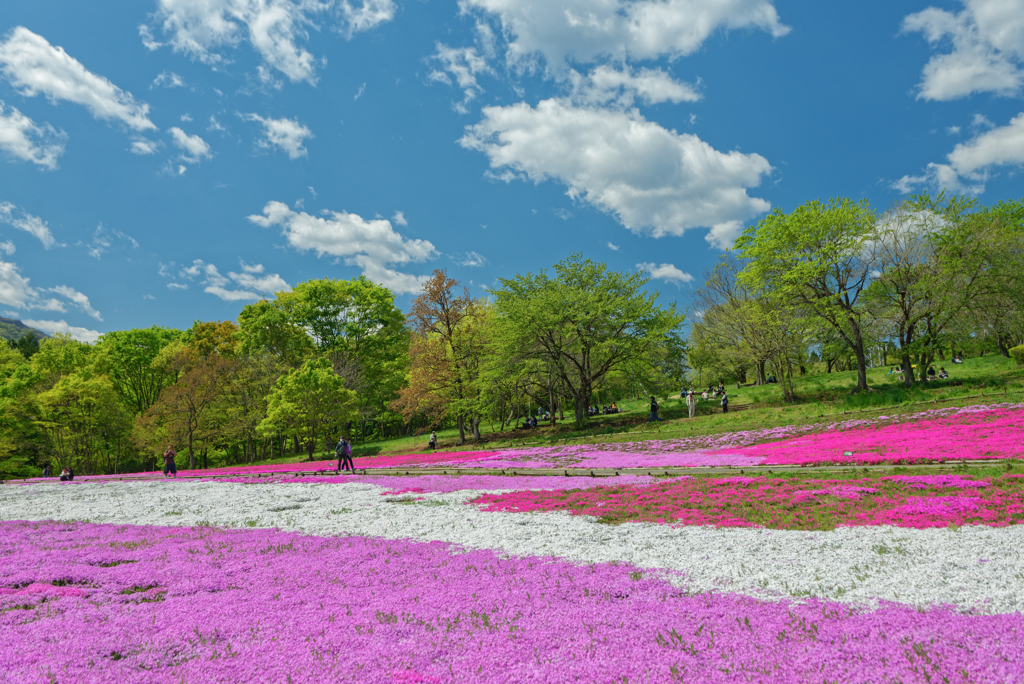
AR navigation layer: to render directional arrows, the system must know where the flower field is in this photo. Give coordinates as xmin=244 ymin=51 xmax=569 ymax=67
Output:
xmin=3 ymin=405 xmax=1024 ymax=682
xmin=2 ymin=520 xmax=1023 ymax=683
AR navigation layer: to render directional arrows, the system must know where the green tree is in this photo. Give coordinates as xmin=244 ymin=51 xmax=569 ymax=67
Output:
xmin=96 ymin=326 xmax=182 ymax=414
xmin=736 ymin=198 xmax=878 ymax=391
xmin=491 ymin=254 xmax=685 ymax=426
xmin=257 ymin=357 xmax=357 ymax=460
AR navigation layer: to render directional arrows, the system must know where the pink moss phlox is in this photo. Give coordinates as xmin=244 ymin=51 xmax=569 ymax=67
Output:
xmin=2 ymin=521 xmax=1022 ymax=683
xmin=473 ymin=474 xmax=1024 ymax=529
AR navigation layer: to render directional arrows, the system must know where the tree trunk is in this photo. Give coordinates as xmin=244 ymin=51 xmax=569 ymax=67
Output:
xmin=901 ymin=352 xmax=914 ymax=387
xmin=471 ymin=416 xmax=480 ymax=440
xmin=457 ymin=415 xmax=466 ymax=445
xmin=755 ymin=360 xmax=766 ymax=385
xmin=996 ymin=332 xmax=1011 ymax=358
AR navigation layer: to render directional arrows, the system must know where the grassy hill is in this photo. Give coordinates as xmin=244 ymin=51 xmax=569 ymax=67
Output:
xmin=0 ymin=317 xmax=50 ymax=342
xmin=213 ymin=352 xmax=1024 ymax=470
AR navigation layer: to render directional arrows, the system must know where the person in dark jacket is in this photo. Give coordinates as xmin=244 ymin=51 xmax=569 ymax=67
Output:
xmin=337 ymin=437 xmax=355 ymax=473
xmin=428 ymin=431 xmax=437 ymax=450
xmin=163 ymin=446 xmax=177 ymax=477
xmin=721 ymin=392 xmax=729 ymax=413
xmin=648 ymin=396 xmax=661 ymax=422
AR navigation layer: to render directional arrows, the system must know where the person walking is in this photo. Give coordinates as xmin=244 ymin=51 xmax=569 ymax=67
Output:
xmin=721 ymin=391 xmax=729 ymax=414
xmin=686 ymin=390 xmax=696 ymax=419
xmin=162 ymin=446 xmax=177 ymax=478
xmin=338 ymin=437 xmax=355 ymax=473
xmin=428 ymin=430 xmax=437 ymax=450
xmin=648 ymin=396 xmax=661 ymax=422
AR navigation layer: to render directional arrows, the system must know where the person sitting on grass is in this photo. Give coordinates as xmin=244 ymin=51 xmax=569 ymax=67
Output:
xmin=59 ymin=468 xmax=70 ymax=482
xmin=927 ymin=366 xmax=937 ymax=380
xmin=938 ymin=367 xmax=948 ymax=379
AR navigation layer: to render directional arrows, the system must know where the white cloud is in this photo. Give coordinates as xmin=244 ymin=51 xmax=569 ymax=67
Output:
xmin=168 ymin=127 xmax=212 ymax=163
xmin=147 ymin=0 xmax=320 ymax=84
xmin=638 ymin=261 xmax=693 ymax=286
xmin=972 ymin=112 xmax=995 ymax=129
xmin=391 ymin=210 xmax=407 ymax=226
xmin=130 ymin=138 xmax=162 ymax=155
xmin=152 ymin=70 xmax=185 ymax=88
xmin=354 ymin=82 xmax=366 ymax=100
xmin=0 ymin=101 xmax=65 ymax=170
xmin=429 ymin=43 xmax=492 ymax=113
xmin=340 ymin=0 xmax=397 ymax=35
xmin=461 ymin=99 xmax=772 ymax=238
xmin=946 ymin=125 xmax=961 ymax=134
xmin=463 ymin=0 xmax=789 ymax=75
xmin=0 ymin=27 xmax=155 ymax=131
xmin=87 ymin=223 xmax=138 ymax=259
xmin=178 ymin=258 xmax=291 ymax=301
xmin=49 ymin=285 xmax=102 ymax=320
xmin=458 ymin=251 xmax=489 ymax=267
xmin=572 ymin=65 xmax=701 ymax=106
xmin=241 ymin=113 xmax=313 ymax=159
xmin=0 ymin=241 xmax=13 ymax=255
xmin=607 ymin=241 xmax=619 ymax=250
xmin=0 ymin=202 xmax=57 ymax=248
xmin=0 ymin=258 xmax=101 ymax=320
xmin=248 ymin=201 xmax=437 ymax=294
xmin=704 ymin=220 xmax=744 ymax=250
xmin=181 ymin=113 xmax=193 ymax=122
xmin=22 ymin=319 xmax=101 ymax=343
xmin=901 ymin=0 xmax=1024 ymax=100
xmin=208 ymin=115 xmax=227 ymax=132
xmin=146 ymin=0 xmax=394 ymax=84
xmin=895 ymin=111 xmax=1024 ymax=194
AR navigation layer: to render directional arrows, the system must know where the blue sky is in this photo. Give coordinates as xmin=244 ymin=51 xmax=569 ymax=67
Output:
xmin=0 ymin=0 xmax=1022 ymax=341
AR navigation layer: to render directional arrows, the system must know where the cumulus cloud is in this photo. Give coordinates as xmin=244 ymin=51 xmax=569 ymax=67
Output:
xmin=179 ymin=258 xmax=291 ymax=301
xmin=638 ymin=261 xmax=694 ymax=286
xmin=0 ymin=27 xmax=155 ymax=131
xmin=340 ymin=0 xmax=397 ymax=35
xmin=152 ymin=70 xmax=185 ymax=88
xmin=22 ymin=319 xmax=101 ymax=343
xmin=168 ymin=127 xmax=212 ymax=163
xmin=0 ymin=202 xmax=57 ymax=248
xmin=0 ymin=101 xmax=65 ymax=170
xmin=429 ymin=43 xmax=493 ymax=113
xmin=144 ymin=0 xmax=395 ymax=84
xmin=607 ymin=241 xmax=619 ymax=250
xmin=901 ymin=0 xmax=1024 ymax=100
xmin=894 ymin=111 xmax=1024 ymax=194
xmin=49 ymin=285 xmax=102 ymax=320
xmin=462 ymin=0 xmax=789 ymax=74
xmin=241 ymin=113 xmax=313 ymax=159
xmin=0 ymin=258 xmax=102 ymax=320
xmin=130 ymin=138 xmax=162 ymax=155
xmin=391 ymin=210 xmax=407 ymax=226
xmin=572 ymin=65 xmax=702 ymax=107
xmin=248 ymin=201 xmax=437 ymax=294
xmin=461 ymin=99 xmax=772 ymax=239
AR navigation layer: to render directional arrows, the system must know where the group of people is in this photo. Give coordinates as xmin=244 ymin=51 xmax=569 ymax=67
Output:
xmin=887 ymin=366 xmax=950 ymax=380
xmin=679 ymin=385 xmax=729 ymax=418
xmin=588 ymin=404 xmax=620 ymax=416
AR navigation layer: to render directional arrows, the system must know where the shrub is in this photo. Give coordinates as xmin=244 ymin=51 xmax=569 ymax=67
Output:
xmin=1011 ymin=345 xmax=1024 ymax=366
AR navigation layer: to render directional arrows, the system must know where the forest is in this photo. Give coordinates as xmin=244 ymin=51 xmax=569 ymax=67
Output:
xmin=1 ymin=192 xmax=1022 ymax=478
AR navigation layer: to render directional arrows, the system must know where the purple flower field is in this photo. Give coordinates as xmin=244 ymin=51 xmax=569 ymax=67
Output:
xmin=2 ymin=520 xmax=1023 ymax=683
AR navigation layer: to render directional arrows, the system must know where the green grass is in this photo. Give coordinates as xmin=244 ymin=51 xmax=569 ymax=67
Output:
xmin=209 ymin=353 xmax=1024 ymax=470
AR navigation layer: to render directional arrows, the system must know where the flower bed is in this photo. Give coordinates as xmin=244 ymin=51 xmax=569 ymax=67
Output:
xmin=2 ymin=520 xmax=1021 ymax=683
xmin=218 ymin=473 xmax=678 ymax=492
xmin=473 ymin=473 xmax=1024 ymax=529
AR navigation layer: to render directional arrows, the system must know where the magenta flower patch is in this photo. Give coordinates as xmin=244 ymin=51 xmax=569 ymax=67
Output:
xmin=2 ymin=521 xmax=1022 ymax=683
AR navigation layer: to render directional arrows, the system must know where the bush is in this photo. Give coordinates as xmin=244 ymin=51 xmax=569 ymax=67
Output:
xmin=1010 ymin=345 xmax=1024 ymax=366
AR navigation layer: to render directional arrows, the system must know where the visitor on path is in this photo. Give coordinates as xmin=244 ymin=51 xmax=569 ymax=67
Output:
xmin=428 ymin=431 xmax=437 ymax=450
xmin=686 ymin=390 xmax=696 ymax=419
xmin=337 ymin=437 xmax=355 ymax=473
xmin=59 ymin=468 xmax=70 ymax=482
xmin=163 ymin=446 xmax=177 ymax=478
xmin=648 ymin=396 xmax=661 ymax=422
xmin=721 ymin=392 xmax=729 ymax=413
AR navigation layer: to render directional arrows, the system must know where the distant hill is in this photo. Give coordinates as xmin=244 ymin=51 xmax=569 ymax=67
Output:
xmin=0 ymin=317 xmax=51 ymax=342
